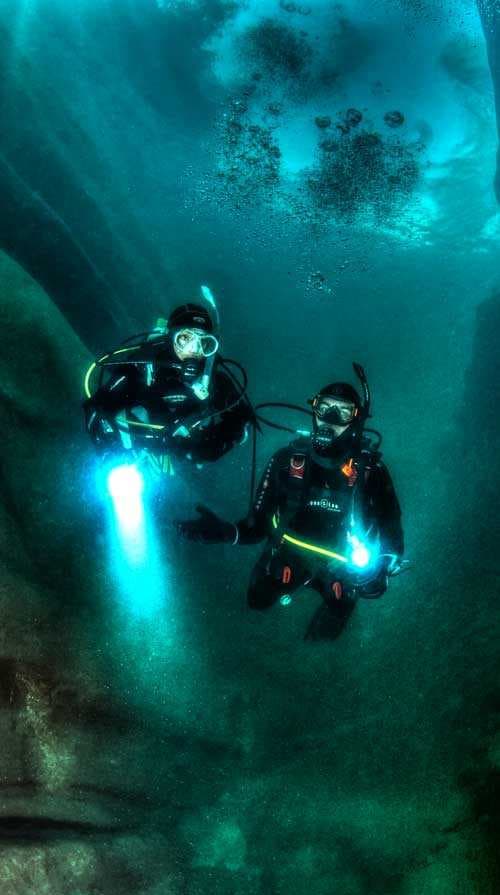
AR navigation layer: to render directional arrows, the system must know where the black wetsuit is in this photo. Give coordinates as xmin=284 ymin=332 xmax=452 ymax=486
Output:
xmin=236 ymin=438 xmax=404 ymax=614
xmin=83 ymin=338 xmax=252 ymax=463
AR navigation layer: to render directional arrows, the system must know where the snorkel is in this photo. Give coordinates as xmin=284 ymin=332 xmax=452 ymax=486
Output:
xmin=352 ymin=362 xmax=371 ymax=426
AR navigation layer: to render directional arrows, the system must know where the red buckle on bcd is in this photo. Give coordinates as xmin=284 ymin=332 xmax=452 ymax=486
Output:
xmin=341 ymin=458 xmax=358 ymax=487
xmin=332 ymin=581 xmax=343 ymax=601
xmin=289 ymin=455 xmax=306 ymax=479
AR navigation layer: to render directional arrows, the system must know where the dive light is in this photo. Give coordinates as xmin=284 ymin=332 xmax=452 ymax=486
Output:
xmin=347 ymin=530 xmax=378 ymax=571
xmin=106 ymin=463 xmax=145 ymax=502
xmin=349 ymin=535 xmax=371 ymax=569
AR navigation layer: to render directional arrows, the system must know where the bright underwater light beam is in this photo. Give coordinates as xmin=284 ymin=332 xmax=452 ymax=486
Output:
xmin=107 ymin=463 xmax=144 ymax=502
xmin=350 ymin=539 xmax=371 ymax=569
xmin=347 ymin=531 xmax=378 ymax=571
xmin=100 ymin=460 xmax=164 ymax=617
xmin=106 ymin=464 xmax=146 ymax=564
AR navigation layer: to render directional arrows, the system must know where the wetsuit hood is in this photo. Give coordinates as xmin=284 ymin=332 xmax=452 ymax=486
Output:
xmin=168 ymin=303 xmax=215 ymax=333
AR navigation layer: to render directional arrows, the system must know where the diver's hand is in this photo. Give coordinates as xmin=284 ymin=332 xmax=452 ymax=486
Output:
xmin=357 ymin=555 xmax=404 ymax=599
xmin=84 ymin=406 xmax=105 ymax=444
xmin=356 ymin=568 xmax=388 ymax=599
xmin=383 ymin=555 xmax=405 ymax=576
xmin=174 ymin=505 xmax=238 ymax=544
xmin=170 ymin=424 xmax=191 ymax=439
xmin=85 ymin=413 xmax=120 ymax=454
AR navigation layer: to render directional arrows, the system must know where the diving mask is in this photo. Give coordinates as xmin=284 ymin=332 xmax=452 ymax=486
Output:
xmin=312 ymin=396 xmax=358 ymax=426
xmin=173 ymin=328 xmax=219 ymax=359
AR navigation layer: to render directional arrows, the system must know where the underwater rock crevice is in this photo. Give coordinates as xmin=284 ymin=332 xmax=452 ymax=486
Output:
xmin=0 ymin=152 xmax=126 ymax=352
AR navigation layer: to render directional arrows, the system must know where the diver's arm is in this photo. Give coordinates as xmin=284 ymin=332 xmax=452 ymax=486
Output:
xmin=174 ymin=373 xmax=255 ymax=463
xmin=234 ymin=454 xmax=281 ymax=545
xmin=216 ymin=370 xmax=255 ymax=443
xmin=83 ymin=363 xmax=145 ymax=450
xmin=186 ymin=371 xmax=254 ymax=461
xmin=370 ymin=462 xmax=404 ymax=558
xmin=174 ymin=452 xmax=280 ymax=545
xmin=84 ymin=364 xmax=142 ymax=414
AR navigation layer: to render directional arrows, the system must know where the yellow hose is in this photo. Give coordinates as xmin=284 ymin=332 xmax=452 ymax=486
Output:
xmin=282 ymin=532 xmax=348 ymax=563
xmin=83 ymin=345 xmax=142 ymax=398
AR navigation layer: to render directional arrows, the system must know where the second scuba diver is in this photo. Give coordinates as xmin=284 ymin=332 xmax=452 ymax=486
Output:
xmin=175 ymin=364 xmax=404 ymax=636
xmin=83 ymin=293 xmax=254 ymax=469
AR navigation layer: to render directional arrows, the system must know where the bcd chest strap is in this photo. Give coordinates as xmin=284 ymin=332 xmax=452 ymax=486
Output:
xmin=273 ymin=444 xmax=381 ymax=537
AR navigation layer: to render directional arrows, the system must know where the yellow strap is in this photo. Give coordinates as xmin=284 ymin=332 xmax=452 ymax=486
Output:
xmin=282 ymin=532 xmax=348 ymax=563
xmin=84 ymin=346 xmax=143 ymax=398
xmin=109 ymin=345 xmax=142 ymax=357
xmin=84 ymin=361 xmax=97 ymax=399
xmin=125 ymin=419 xmax=166 ymax=431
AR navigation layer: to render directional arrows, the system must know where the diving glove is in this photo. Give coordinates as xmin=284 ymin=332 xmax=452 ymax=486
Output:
xmin=174 ymin=504 xmax=238 ymax=544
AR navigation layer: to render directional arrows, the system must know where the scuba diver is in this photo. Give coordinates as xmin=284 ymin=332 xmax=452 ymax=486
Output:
xmin=83 ymin=289 xmax=253 ymax=469
xmin=175 ymin=364 xmax=404 ymax=638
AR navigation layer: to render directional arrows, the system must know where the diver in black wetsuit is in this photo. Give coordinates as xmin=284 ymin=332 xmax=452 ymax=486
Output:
xmin=83 ymin=301 xmax=253 ymax=465
xmin=175 ymin=365 xmax=404 ymax=637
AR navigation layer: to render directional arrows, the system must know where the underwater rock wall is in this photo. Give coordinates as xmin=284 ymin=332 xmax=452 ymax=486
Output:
xmin=0 ymin=0 xmax=233 ymax=349
xmin=0 ymin=250 xmax=248 ymax=894
xmin=459 ymin=289 xmax=500 ymax=558
xmin=478 ymin=0 xmax=500 ymax=201
xmin=0 ymin=151 xmax=125 ymax=349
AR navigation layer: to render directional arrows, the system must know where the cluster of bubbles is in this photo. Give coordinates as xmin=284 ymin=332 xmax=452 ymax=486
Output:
xmin=243 ymin=17 xmax=313 ymax=86
xmin=210 ymin=8 xmax=423 ymax=224
xmin=216 ymin=95 xmax=421 ymax=223
xmin=304 ymin=106 xmax=420 ymax=222
xmin=216 ymin=87 xmax=282 ymax=206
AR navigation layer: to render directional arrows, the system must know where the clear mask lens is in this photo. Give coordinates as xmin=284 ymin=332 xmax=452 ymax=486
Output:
xmin=174 ymin=329 xmax=219 ymax=358
xmin=315 ymin=399 xmax=356 ymax=426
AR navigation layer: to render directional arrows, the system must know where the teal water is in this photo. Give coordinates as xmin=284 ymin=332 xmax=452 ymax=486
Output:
xmin=0 ymin=1 xmax=499 ymax=893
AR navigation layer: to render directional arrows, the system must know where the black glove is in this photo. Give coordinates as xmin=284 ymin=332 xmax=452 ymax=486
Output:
xmin=174 ymin=504 xmax=238 ymax=544
xmin=84 ymin=405 xmax=114 ymax=450
xmin=357 ymin=569 xmax=388 ymax=599
xmin=386 ymin=555 xmax=404 ymax=576
xmin=356 ymin=554 xmax=402 ymax=599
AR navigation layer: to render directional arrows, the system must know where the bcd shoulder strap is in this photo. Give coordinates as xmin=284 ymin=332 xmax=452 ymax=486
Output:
xmin=275 ymin=445 xmax=312 ymax=525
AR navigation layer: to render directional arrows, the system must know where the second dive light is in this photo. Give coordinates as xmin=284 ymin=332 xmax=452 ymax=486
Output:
xmin=348 ymin=534 xmax=371 ymax=569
